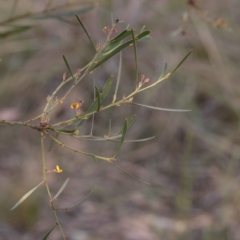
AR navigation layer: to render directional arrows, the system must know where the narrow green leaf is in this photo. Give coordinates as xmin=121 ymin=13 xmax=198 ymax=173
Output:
xmin=140 ymin=25 xmax=146 ymax=33
xmin=95 ymin=86 xmax=101 ymax=111
xmin=170 ymin=49 xmax=193 ymax=75
xmin=79 ymin=135 xmax=155 ymax=143
xmin=84 ymin=94 xmax=102 ymax=114
xmin=127 ymin=115 xmax=136 ymax=127
xmin=137 ymin=35 xmax=152 ymax=41
xmin=88 ymin=30 xmax=151 ymax=72
xmin=55 ymin=17 xmax=79 ymax=26
xmin=11 ymin=182 xmax=43 ymax=210
xmin=113 ymin=51 xmax=122 ymax=103
xmin=53 ymin=178 xmax=69 ymax=200
xmin=0 ymin=26 xmax=32 ymax=38
xmin=57 ymin=191 xmax=93 ymax=210
xmin=160 ymin=62 xmax=168 ymax=79
xmin=76 ymin=134 xmax=122 ymax=141
xmin=135 ymin=30 xmax=151 ymax=39
xmin=34 ymin=6 xmax=94 ymax=19
xmin=75 ymin=14 xmax=95 ymax=51
xmin=110 ymin=162 xmax=150 ymax=185
xmin=118 ymin=115 xmax=136 ymax=134
xmin=131 ymin=29 xmax=139 ymax=87
xmin=139 ymin=25 xmax=152 ymax=41
xmin=101 ymin=75 xmax=113 ymax=99
xmin=109 ymin=136 xmax=155 ymax=143
xmin=129 ymin=102 xmax=191 ymax=112
xmin=90 ymin=78 xmax=96 ymax=135
xmin=89 ymin=40 xmax=132 ymax=72
xmin=48 ymin=133 xmax=58 ymax=152
xmin=108 ymin=119 xmax=112 ymax=136
xmin=42 ymin=225 xmax=56 ymax=240
xmin=114 ymin=119 xmax=128 ymax=158
xmin=108 ymin=29 xmax=132 ymax=44
xmin=86 ymin=76 xmax=113 ymax=113
xmin=55 ymin=129 xmax=76 ymax=134
xmin=63 ymin=55 xmax=74 ymax=79
xmin=102 ymin=40 xmax=122 ymax=55
xmin=122 ymin=136 xmax=155 ymax=142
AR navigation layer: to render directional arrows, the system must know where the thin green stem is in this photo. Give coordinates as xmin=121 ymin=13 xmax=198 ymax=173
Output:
xmin=41 ymin=132 xmax=47 ymax=181
xmin=112 ymin=50 xmax=122 ymax=103
xmin=107 ymin=19 xmax=118 ymax=41
xmin=108 ymin=119 xmax=112 ymax=136
xmin=51 ymin=96 xmax=133 ymax=128
xmin=0 ymin=120 xmax=41 ymax=129
xmin=23 ymin=114 xmax=43 ymax=123
xmin=45 ymin=131 xmax=111 ymax=161
xmin=40 ymin=132 xmax=66 ymax=240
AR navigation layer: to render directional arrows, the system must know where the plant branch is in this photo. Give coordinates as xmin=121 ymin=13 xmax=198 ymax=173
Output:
xmin=41 ymin=132 xmax=66 ymax=239
xmin=45 ymin=131 xmax=111 ymax=162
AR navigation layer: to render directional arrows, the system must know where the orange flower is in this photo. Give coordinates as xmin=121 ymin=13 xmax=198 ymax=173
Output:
xmin=70 ymin=102 xmax=80 ymax=109
xmin=54 ymin=165 xmax=63 ymax=173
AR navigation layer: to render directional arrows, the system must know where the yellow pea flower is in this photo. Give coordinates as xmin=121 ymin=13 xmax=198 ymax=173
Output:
xmin=54 ymin=165 xmax=63 ymax=173
xmin=70 ymin=102 xmax=80 ymax=109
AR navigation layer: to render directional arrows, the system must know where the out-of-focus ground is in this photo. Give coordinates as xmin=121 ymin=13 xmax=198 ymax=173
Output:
xmin=1 ymin=0 xmax=240 ymax=239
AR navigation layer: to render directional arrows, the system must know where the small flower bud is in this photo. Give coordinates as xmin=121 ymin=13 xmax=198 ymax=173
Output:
xmin=76 ymin=69 xmax=81 ymax=77
xmin=102 ymin=26 xmax=109 ymax=33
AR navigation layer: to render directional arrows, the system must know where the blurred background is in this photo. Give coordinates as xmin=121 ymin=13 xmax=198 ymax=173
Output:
xmin=1 ymin=0 xmax=240 ymax=239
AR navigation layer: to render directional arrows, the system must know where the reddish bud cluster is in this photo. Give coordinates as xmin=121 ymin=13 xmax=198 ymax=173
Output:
xmin=138 ymin=74 xmax=150 ymax=89
xmin=102 ymin=26 xmax=117 ymax=36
